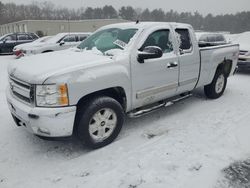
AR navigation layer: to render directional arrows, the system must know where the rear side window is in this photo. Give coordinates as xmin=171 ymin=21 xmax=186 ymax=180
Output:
xmin=17 ymin=34 xmax=28 ymax=40
xmin=30 ymin=33 xmax=39 ymax=39
xmin=207 ymin=35 xmax=216 ymax=42
xmin=79 ymin=35 xmax=88 ymax=41
xmin=63 ymin=35 xmax=77 ymax=42
xmin=141 ymin=29 xmax=173 ymax=53
xmin=175 ymin=28 xmax=192 ymax=52
xmin=199 ymin=35 xmax=208 ymax=42
xmin=216 ymin=34 xmax=226 ymax=42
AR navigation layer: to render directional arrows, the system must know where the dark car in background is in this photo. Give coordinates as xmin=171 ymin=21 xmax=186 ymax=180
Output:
xmin=0 ymin=32 xmax=39 ymax=54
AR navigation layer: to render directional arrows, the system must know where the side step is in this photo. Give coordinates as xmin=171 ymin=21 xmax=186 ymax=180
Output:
xmin=128 ymin=93 xmax=192 ymax=118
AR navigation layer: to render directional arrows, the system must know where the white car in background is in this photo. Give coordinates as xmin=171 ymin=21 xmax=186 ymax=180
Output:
xmin=232 ymin=32 xmax=250 ymax=70
xmin=13 ymin=36 xmax=52 ymax=57
xmin=195 ymin=32 xmax=228 ymax=47
xmin=18 ymin=32 xmax=91 ymax=56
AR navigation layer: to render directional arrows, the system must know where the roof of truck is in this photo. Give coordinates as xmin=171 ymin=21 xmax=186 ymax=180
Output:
xmin=100 ymin=21 xmax=192 ymax=30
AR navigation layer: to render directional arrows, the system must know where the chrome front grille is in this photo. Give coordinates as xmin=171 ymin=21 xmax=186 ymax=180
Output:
xmin=9 ymin=76 xmax=34 ymax=105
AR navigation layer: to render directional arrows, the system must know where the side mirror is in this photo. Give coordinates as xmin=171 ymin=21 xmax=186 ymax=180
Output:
xmin=137 ymin=46 xmax=163 ymax=63
xmin=59 ymin=41 xmax=65 ymax=46
xmin=3 ymin=38 xmax=7 ymax=43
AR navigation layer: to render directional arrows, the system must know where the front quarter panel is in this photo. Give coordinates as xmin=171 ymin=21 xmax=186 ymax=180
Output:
xmin=44 ymin=58 xmax=132 ymax=112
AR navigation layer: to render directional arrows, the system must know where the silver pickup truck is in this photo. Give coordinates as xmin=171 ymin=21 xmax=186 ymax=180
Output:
xmin=6 ymin=22 xmax=239 ymax=148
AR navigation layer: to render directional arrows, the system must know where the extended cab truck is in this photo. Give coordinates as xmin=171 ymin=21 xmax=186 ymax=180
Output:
xmin=6 ymin=22 xmax=239 ymax=148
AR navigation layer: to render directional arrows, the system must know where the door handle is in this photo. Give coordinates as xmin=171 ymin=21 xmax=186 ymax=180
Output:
xmin=167 ymin=62 xmax=178 ymax=68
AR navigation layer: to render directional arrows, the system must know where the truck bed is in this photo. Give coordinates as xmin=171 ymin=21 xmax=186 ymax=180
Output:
xmin=196 ymin=43 xmax=239 ymax=88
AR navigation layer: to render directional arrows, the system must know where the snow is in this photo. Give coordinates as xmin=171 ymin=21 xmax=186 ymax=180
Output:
xmin=1 ymin=55 xmax=250 ymax=188
xmin=227 ymin=32 xmax=250 ymax=50
xmin=14 ymin=36 xmax=52 ymax=50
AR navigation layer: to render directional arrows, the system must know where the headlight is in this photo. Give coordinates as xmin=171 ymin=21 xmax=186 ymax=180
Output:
xmin=36 ymin=84 xmax=69 ymax=107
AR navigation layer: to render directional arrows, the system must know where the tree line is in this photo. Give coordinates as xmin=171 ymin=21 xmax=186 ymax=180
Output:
xmin=0 ymin=1 xmax=250 ymax=33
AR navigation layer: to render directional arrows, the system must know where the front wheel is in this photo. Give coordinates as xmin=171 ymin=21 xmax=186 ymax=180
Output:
xmin=76 ymin=96 xmax=124 ymax=149
xmin=204 ymin=69 xmax=227 ymax=99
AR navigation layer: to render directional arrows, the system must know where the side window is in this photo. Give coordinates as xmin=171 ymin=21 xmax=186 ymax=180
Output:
xmin=175 ymin=28 xmax=192 ymax=52
xmin=62 ymin=35 xmax=77 ymax=42
xmin=79 ymin=35 xmax=87 ymax=41
xmin=199 ymin=35 xmax=208 ymax=42
xmin=27 ymin=34 xmax=34 ymax=40
xmin=216 ymin=35 xmax=226 ymax=42
xmin=17 ymin=34 xmax=28 ymax=41
xmin=141 ymin=29 xmax=173 ymax=53
xmin=208 ymin=35 xmax=216 ymax=42
xmin=5 ymin=34 xmax=16 ymax=41
xmin=30 ymin=33 xmax=38 ymax=39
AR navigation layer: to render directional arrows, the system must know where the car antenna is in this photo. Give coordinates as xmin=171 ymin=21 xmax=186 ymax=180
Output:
xmin=136 ymin=20 xmax=140 ymax=24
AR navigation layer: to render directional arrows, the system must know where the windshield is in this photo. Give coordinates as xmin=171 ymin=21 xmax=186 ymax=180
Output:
xmin=78 ymin=28 xmax=138 ymax=53
xmin=45 ymin=33 xmax=67 ymax=44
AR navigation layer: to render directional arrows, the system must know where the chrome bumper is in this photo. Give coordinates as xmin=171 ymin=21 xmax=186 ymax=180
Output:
xmin=6 ymin=88 xmax=76 ymax=137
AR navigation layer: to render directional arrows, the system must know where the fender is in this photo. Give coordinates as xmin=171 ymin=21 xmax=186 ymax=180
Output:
xmin=44 ymin=62 xmax=132 ymax=111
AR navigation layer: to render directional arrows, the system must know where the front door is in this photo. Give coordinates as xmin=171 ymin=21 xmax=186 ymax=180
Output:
xmin=131 ymin=28 xmax=179 ymax=109
xmin=3 ymin=34 xmax=17 ymax=53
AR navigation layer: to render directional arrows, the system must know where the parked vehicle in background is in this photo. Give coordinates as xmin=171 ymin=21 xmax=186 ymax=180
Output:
xmin=19 ymin=32 xmax=91 ymax=55
xmin=195 ymin=32 xmax=228 ymax=47
xmin=0 ymin=32 xmax=39 ymax=55
xmin=232 ymin=32 xmax=250 ymax=70
xmin=6 ymin=22 xmax=239 ymax=149
xmin=13 ymin=36 xmax=52 ymax=57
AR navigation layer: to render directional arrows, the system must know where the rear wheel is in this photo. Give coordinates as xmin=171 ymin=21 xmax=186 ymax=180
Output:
xmin=76 ymin=96 xmax=124 ymax=149
xmin=204 ymin=69 xmax=227 ymax=99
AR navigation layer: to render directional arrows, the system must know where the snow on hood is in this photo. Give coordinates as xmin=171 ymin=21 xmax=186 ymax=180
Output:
xmin=8 ymin=49 xmax=113 ymax=84
xmin=14 ymin=42 xmax=42 ymax=50
xmin=14 ymin=36 xmax=52 ymax=50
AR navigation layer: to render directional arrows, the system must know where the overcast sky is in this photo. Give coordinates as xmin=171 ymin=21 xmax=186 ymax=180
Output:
xmin=1 ymin=0 xmax=250 ymax=15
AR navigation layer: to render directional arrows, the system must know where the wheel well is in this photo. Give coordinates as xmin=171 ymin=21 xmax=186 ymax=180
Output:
xmin=73 ymin=87 xmax=127 ymax=135
xmin=76 ymin=87 xmax=127 ymax=111
xmin=216 ymin=59 xmax=232 ymax=77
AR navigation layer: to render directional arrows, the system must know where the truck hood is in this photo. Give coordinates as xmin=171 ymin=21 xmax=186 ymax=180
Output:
xmin=8 ymin=49 xmax=113 ymax=84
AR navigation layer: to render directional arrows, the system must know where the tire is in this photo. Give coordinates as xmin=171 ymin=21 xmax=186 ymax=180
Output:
xmin=204 ymin=69 xmax=227 ymax=99
xmin=76 ymin=96 xmax=124 ymax=149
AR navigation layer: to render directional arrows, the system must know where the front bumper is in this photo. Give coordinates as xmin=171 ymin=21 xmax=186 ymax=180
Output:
xmin=238 ymin=55 xmax=250 ymax=69
xmin=237 ymin=60 xmax=250 ymax=69
xmin=6 ymin=88 xmax=76 ymax=137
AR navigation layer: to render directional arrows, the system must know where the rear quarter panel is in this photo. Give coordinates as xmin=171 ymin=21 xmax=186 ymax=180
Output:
xmin=196 ymin=44 xmax=239 ymax=87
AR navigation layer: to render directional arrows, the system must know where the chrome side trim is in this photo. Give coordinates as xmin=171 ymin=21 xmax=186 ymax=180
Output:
xmin=179 ymin=78 xmax=197 ymax=86
xmin=136 ymin=83 xmax=178 ymax=99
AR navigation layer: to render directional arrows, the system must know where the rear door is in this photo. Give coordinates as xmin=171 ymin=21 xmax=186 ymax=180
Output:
xmin=174 ymin=28 xmax=200 ymax=93
xmin=16 ymin=34 xmax=32 ymax=45
xmin=3 ymin=34 xmax=17 ymax=53
xmin=131 ymin=27 xmax=179 ymax=108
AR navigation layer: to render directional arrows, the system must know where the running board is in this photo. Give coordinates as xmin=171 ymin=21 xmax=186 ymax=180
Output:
xmin=128 ymin=93 xmax=192 ymax=118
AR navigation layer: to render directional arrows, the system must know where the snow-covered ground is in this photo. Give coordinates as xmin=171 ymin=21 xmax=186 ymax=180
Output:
xmin=0 ymin=55 xmax=250 ymax=188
